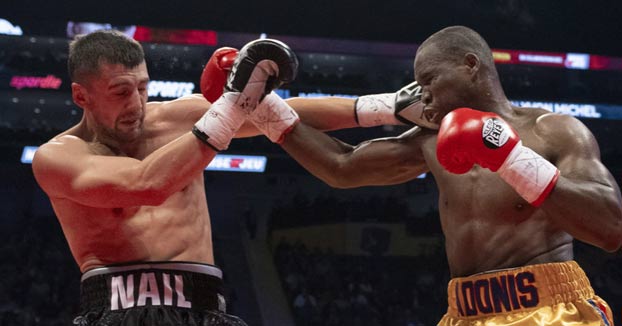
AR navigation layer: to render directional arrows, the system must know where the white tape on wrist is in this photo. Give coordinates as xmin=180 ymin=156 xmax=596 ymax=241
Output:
xmin=497 ymin=141 xmax=560 ymax=206
xmin=249 ymin=92 xmax=300 ymax=143
xmin=355 ymin=93 xmax=401 ymax=127
xmin=193 ymin=92 xmax=247 ymax=151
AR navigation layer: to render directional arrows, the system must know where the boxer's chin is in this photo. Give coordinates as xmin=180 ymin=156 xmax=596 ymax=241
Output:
xmin=116 ymin=119 xmax=144 ymax=141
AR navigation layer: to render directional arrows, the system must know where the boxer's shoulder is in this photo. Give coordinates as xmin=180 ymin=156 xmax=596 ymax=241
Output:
xmin=39 ymin=134 xmax=89 ymax=155
xmin=514 ymin=108 xmax=592 ymax=148
xmin=32 ymin=135 xmax=86 ymax=194
xmin=510 ymin=107 xmax=573 ymax=142
xmin=34 ymin=136 xmax=105 ymax=176
xmin=513 ymin=106 xmax=571 ymax=130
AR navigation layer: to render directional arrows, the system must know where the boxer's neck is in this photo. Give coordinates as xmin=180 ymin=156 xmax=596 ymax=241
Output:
xmin=78 ymin=116 xmax=142 ymax=158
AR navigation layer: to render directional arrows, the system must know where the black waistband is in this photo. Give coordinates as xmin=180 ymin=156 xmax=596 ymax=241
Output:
xmin=80 ymin=262 xmax=226 ymax=312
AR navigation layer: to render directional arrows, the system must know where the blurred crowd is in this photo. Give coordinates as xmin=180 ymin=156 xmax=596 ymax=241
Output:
xmin=268 ymin=191 xmax=428 ymax=229
xmin=273 ymin=239 xmax=448 ymax=326
xmin=0 ymin=213 xmax=79 ymax=326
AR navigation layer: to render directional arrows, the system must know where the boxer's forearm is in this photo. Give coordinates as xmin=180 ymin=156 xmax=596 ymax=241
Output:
xmin=280 ymin=123 xmax=428 ymax=188
xmin=235 ymin=97 xmax=358 ymax=138
xmin=133 ymin=132 xmax=217 ymax=203
xmin=286 ymin=97 xmax=359 ymax=131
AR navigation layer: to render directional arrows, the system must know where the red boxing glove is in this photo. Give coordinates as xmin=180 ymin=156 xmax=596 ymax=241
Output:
xmin=436 ymin=108 xmax=559 ymax=206
xmin=436 ymin=108 xmax=519 ymax=173
xmin=200 ymin=47 xmax=238 ymax=103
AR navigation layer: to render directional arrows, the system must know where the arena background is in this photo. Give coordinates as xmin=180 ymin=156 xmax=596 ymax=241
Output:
xmin=1 ymin=1 xmax=622 ymax=325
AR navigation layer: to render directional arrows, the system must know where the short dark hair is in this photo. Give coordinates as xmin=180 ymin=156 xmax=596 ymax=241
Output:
xmin=419 ymin=26 xmax=495 ymax=70
xmin=68 ymin=30 xmax=145 ymax=83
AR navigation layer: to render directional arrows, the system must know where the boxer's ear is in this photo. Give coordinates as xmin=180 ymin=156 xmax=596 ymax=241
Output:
xmin=464 ymin=52 xmax=480 ymax=77
xmin=71 ymin=82 xmax=89 ymax=110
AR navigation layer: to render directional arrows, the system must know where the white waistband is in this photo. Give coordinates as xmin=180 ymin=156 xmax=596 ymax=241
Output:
xmin=81 ymin=262 xmax=223 ymax=282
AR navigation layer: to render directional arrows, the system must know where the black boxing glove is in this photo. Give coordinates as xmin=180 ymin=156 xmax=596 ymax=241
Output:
xmin=240 ymin=40 xmax=300 ymax=143
xmin=226 ymin=38 xmax=298 ymax=109
xmin=193 ymin=38 xmax=299 ymax=151
xmin=354 ymin=81 xmax=439 ymax=129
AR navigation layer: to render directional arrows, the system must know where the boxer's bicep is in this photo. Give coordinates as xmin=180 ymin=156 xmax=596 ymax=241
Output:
xmin=33 ymin=139 xmax=158 ymax=207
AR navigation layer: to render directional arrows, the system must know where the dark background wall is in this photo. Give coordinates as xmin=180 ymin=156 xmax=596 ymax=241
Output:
xmin=5 ymin=0 xmax=622 ymax=56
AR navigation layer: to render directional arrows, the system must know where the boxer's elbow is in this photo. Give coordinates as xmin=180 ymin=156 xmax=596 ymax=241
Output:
xmin=323 ymin=174 xmax=358 ymax=189
xmin=596 ymin=209 xmax=622 ymax=252
xmin=603 ymin=221 xmax=622 ymax=252
xmin=320 ymin=162 xmax=360 ymax=189
xmin=602 ymin=200 xmax=622 ymax=252
xmin=600 ymin=235 xmax=622 ymax=253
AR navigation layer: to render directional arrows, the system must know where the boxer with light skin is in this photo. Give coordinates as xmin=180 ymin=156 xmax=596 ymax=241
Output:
xmin=30 ymin=30 xmax=316 ymax=326
xmin=252 ymin=26 xmax=622 ymax=325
